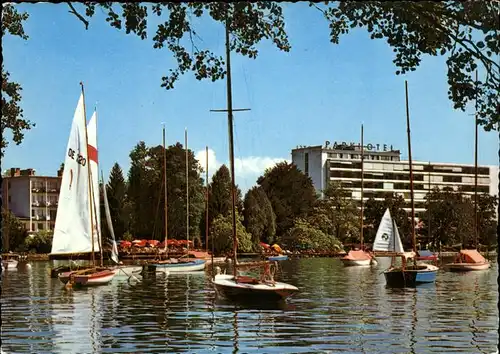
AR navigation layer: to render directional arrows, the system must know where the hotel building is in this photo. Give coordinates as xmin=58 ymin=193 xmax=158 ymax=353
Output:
xmin=2 ymin=167 xmax=63 ymax=237
xmin=291 ymin=142 xmax=499 ymax=219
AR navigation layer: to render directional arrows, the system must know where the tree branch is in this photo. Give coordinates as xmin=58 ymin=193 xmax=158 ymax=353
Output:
xmin=67 ymin=2 xmax=89 ymax=30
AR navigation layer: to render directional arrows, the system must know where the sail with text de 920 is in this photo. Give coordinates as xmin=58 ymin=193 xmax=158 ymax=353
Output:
xmin=87 ymin=110 xmax=102 ymax=252
xmin=50 ymin=93 xmax=99 ymax=255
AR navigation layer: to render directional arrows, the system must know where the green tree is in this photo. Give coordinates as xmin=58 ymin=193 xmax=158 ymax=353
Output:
xmin=243 ymin=186 xmax=276 ymax=245
xmin=280 ymin=218 xmax=343 ymax=251
xmin=420 ymin=187 xmax=474 ymax=249
xmin=1 ymin=209 xmax=28 ymax=251
xmin=105 ymin=163 xmax=127 ymax=239
xmin=146 ymin=142 xmax=205 ymax=245
xmin=257 ymin=161 xmax=316 ymax=236
xmin=311 ymin=181 xmax=360 ymax=245
xmin=68 ymin=2 xmax=498 ymax=130
xmin=126 ymin=141 xmax=152 ymax=237
xmin=209 ymin=212 xmax=253 ymax=255
xmin=1 ymin=5 xmax=35 ymax=157
xmin=24 ymin=230 xmax=53 ymax=254
xmin=207 ymin=164 xmax=243 ymax=227
xmin=364 ymin=193 xmax=413 ymax=248
xmin=476 ymin=194 xmax=498 ymax=249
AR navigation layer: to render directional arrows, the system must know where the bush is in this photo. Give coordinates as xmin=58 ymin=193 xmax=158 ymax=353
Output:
xmin=280 ymin=218 xmax=343 ymax=251
xmin=210 ymin=212 xmax=253 ymax=254
xmin=24 ymin=230 xmax=53 ymax=253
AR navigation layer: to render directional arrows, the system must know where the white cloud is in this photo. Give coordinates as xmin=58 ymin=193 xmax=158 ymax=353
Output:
xmin=195 ymin=148 xmax=289 ymax=191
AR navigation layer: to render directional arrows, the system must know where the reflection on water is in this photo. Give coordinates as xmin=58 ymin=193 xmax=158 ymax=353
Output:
xmin=1 ymin=259 xmax=498 ymax=353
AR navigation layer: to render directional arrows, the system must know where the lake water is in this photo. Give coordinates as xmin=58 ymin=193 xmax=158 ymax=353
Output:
xmin=1 ymin=258 xmax=498 ymax=353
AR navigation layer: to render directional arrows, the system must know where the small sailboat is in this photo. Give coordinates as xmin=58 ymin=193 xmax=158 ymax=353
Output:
xmin=377 ymin=81 xmax=438 ymax=287
xmin=341 ymin=124 xmax=374 ymax=267
xmin=146 ymin=126 xmax=206 ymax=273
xmin=211 ymin=12 xmax=298 ymax=302
xmin=445 ymin=72 xmax=490 ymax=272
xmin=51 ymin=84 xmax=116 ymax=287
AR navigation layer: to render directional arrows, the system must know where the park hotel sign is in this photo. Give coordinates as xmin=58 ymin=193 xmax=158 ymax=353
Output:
xmin=324 ymin=141 xmax=394 ymax=152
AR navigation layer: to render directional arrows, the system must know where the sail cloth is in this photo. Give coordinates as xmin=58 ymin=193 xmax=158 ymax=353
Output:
xmin=102 ymin=172 xmax=119 ymax=264
xmin=87 ymin=111 xmax=102 ymax=253
xmin=51 ymin=93 xmax=95 ymax=255
xmin=459 ymin=249 xmax=487 ymax=263
xmin=372 ymin=208 xmax=405 ymax=253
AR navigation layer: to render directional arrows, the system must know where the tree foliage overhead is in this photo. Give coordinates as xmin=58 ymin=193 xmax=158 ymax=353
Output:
xmin=76 ymin=2 xmax=290 ymax=90
xmin=257 ymin=161 xmax=316 ymax=236
xmin=1 ymin=4 xmax=34 ymax=157
xmin=313 ymin=1 xmax=499 ymax=130
xmin=68 ymin=1 xmax=499 ymax=130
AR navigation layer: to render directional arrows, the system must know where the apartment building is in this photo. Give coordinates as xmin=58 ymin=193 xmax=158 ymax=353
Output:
xmin=2 ymin=167 xmax=63 ymax=233
xmin=292 ymin=142 xmax=499 ymax=219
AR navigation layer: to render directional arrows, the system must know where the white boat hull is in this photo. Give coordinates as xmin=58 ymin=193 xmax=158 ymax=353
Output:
xmin=212 ymin=274 xmax=298 ymax=301
xmin=340 ymin=258 xmax=371 ymax=267
xmin=111 ymin=265 xmax=144 ymax=279
xmin=150 ymin=259 xmax=206 ymax=273
xmin=2 ymin=259 xmax=18 ymax=270
xmin=446 ymin=262 xmax=490 ymax=271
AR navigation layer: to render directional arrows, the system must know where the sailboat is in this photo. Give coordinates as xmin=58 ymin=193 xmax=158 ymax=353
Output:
xmin=52 ymin=85 xmax=116 ymax=286
xmin=146 ymin=126 xmax=206 ymax=273
xmin=211 ymin=10 xmax=299 ymax=302
xmin=379 ymin=81 xmax=438 ymax=287
xmin=445 ymin=72 xmax=490 ymax=272
xmin=341 ymin=124 xmax=375 ymax=267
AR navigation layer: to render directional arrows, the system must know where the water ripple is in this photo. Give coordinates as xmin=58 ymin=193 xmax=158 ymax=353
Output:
xmin=1 ymin=258 xmax=498 ymax=353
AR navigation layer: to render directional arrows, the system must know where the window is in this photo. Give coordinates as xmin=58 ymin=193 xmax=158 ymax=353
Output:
xmin=38 ymin=223 xmax=44 ymax=230
xmin=31 ymin=223 xmax=35 ymax=231
xmin=32 ymin=209 xmax=35 ymax=217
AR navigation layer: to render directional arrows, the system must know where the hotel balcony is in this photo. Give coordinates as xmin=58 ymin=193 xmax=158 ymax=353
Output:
xmin=31 ymin=187 xmax=46 ymax=193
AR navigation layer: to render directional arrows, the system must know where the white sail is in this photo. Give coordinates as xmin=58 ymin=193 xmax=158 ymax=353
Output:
xmin=51 ymin=93 xmax=94 ymax=255
xmin=372 ymin=208 xmax=404 ymax=253
xmin=87 ymin=111 xmax=101 ymax=252
xmin=102 ymin=172 xmax=119 ymax=264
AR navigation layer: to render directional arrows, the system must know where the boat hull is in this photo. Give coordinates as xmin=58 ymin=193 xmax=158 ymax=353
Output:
xmin=340 ymin=258 xmax=371 ymax=267
xmin=149 ymin=259 xmax=206 ymax=273
xmin=111 ymin=265 xmax=143 ymax=278
xmin=2 ymin=260 xmax=18 ymax=270
xmin=384 ymin=264 xmax=438 ymax=287
xmin=58 ymin=268 xmax=116 ymax=286
xmin=212 ymin=274 xmax=298 ymax=302
xmin=267 ymin=255 xmax=288 ymax=261
xmin=445 ymin=262 xmax=490 ymax=272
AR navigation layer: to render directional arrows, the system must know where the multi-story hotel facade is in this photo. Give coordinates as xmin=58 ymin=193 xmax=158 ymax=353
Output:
xmin=2 ymin=167 xmax=63 ymax=235
xmin=292 ymin=141 xmax=499 ymax=219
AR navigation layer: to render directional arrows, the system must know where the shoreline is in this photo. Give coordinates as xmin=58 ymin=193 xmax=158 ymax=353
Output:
xmin=18 ymin=250 xmax=499 ymax=262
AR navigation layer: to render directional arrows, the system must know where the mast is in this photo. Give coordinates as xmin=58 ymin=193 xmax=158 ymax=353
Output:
xmin=163 ymin=123 xmax=168 ymax=257
xmin=95 ymin=108 xmax=103 ymax=267
xmin=473 ymin=70 xmax=479 ymax=249
xmin=405 ymin=80 xmax=417 ymax=262
xmin=205 ymin=146 xmax=209 ymax=253
xmin=360 ymin=124 xmax=365 ymax=250
xmin=428 ymin=162 xmax=432 ymax=249
xmin=185 ymin=128 xmax=190 ymax=256
xmin=80 ymin=82 xmax=96 ymax=267
xmin=225 ymin=10 xmax=238 ymax=277
xmin=209 ymin=5 xmax=250 ymax=277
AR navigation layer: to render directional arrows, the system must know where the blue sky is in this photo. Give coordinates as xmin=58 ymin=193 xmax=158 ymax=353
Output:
xmin=3 ymin=3 xmax=498 ymax=191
